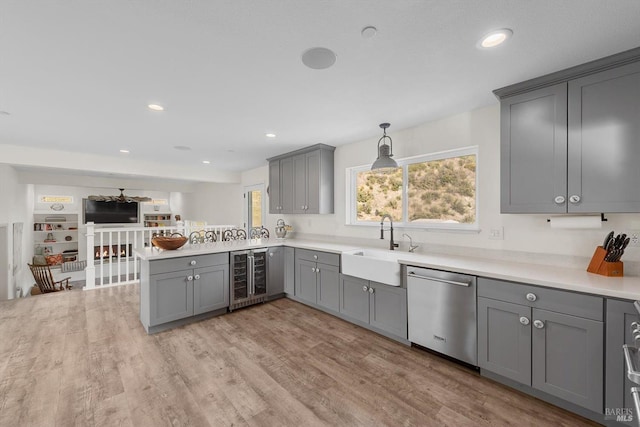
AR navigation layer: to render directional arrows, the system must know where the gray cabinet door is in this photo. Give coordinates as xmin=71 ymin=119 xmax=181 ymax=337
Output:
xmin=292 ymin=153 xmax=307 ymax=214
xmin=500 ymin=83 xmax=567 ymax=213
xmin=305 ymin=150 xmax=321 ymax=214
xmin=280 ymin=156 xmax=295 ymax=214
xmin=369 ymin=282 xmax=407 ymax=339
xmin=568 ymin=61 xmax=640 ymax=213
xmin=532 ymin=308 xmax=603 ymax=413
xmin=316 ymin=263 xmax=339 ymax=312
xmin=339 ymin=275 xmax=370 ymax=324
xmin=606 ymin=299 xmax=640 ymax=426
xmin=478 ymin=297 xmax=532 ymax=385
xmin=193 ymin=265 xmax=229 ymax=315
xmin=149 ymin=270 xmax=194 ymax=326
xmin=267 ymin=247 xmax=285 ymax=296
xmin=283 ymin=247 xmax=295 ymax=295
xmin=268 ymin=160 xmax=281 ymax=214
xmin=296 ymin=259 xmax=317 ymax=304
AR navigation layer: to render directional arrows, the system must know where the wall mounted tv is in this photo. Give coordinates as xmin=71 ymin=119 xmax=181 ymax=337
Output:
xmin=83 ymin=199 xmax=139 ymax=224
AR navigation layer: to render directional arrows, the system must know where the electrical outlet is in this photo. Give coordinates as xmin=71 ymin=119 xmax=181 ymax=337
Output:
xmin=628 ymin=231 xmax=640 ymax=247
xmin=488 ymin=227 xmax=504 ymax=240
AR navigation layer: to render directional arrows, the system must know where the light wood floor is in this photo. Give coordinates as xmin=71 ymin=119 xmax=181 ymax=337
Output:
xmin=0 ymin=285 xmax=598 ymax=427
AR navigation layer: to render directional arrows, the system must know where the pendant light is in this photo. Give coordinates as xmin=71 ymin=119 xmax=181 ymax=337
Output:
xmin=371 ymin=122 xmax=398 ymax=170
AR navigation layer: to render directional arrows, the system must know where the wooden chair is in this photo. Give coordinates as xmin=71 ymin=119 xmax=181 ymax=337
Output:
xmin=28 ymin=264 xmax=72 ymax=293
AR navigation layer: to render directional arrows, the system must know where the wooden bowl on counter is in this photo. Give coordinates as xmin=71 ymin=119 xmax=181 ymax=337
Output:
xmin=151 ymin=234 xmax=188 ymax=250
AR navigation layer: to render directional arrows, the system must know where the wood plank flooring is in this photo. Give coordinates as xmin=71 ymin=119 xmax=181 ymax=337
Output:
xmin=0 ymin=285 xmax=598 ymax=426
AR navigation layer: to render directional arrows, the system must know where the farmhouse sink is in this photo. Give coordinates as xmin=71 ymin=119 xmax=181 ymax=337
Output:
xmin=341 ymin=248 xmax=403 ymax=286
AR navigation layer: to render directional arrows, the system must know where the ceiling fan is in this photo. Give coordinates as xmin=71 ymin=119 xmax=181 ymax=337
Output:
xmin=87 ymin=188 xmax=152 ymax=203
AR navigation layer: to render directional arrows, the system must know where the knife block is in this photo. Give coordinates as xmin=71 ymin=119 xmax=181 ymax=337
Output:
xmin=587 ymin=246 xmax=624 ymax=277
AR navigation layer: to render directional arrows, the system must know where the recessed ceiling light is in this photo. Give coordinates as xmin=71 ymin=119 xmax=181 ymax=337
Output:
xmin=302 ymin=47 xmax=337 ymax=70
xmin=174 ymin=145 xmax=191 ymax=151
xmin=120 ymin=149 xmax=130 ymax=153
xmin=361 ymin=26 xmax=377 ymax=39
xmin=227 ymin=149 xmax=235 ymax=153
xmin=265 ymin=133 xmax=276 ymax=138
xmin=147 ymin=104 xmax=164 ymax=111
xmin=202 ymin=160 xmax=211 ymax=164
xmin=478 ymin=28 xmax=513 ymax=49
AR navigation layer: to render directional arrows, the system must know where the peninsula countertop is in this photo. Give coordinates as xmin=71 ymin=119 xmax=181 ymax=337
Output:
xmin=134 ymin=238 xmax=640 ymax=300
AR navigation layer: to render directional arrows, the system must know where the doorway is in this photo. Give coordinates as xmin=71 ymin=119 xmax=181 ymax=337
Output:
xmin=0 ymin=224 xmax=8 ymax=300
xmin=244 ymin=184 xmax=265 ymax=234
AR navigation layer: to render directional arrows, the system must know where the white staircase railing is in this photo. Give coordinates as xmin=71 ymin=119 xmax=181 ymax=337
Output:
xmin=84 ymin=222 xmax=236 ymax=290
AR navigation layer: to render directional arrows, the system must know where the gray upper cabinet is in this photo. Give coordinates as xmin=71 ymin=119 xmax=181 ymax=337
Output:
xmin=567 ymin=61 xmax=640 ymax=213
xmin=606 ymin=299 xmax=640 ymax=426
xmin=496 ymin=47 xmax=640 ymax=214
xmin=500 ymin=84 xmax=567 ymax=213
xmin=267 ymin=143 xmax=335 ymax=214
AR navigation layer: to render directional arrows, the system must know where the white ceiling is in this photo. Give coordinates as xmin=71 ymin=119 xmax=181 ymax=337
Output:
xmin=1 ymin=1 xmax=639 ymax=179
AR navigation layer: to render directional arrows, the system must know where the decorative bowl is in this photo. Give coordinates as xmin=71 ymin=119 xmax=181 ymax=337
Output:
xmin=152 ymin=235 xmax=188 ymax=250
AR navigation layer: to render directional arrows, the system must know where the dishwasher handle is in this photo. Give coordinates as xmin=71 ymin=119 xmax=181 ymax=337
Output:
xmin=407 ymin=272 xmax=471 ymax=287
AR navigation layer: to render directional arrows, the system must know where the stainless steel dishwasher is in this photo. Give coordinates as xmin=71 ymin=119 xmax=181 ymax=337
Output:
xmin=407 ymin=266 xmax=477 ymax=366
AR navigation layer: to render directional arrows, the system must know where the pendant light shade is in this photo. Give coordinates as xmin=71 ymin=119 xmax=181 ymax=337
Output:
xmin=371 ymin=123 xmax=398 ymax=170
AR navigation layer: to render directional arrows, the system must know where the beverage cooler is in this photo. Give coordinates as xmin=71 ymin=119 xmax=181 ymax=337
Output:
xmin=230 ymin=249 xmax=268 ymax=310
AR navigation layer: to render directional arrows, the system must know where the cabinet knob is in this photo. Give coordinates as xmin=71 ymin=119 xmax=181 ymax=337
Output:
xmin=526 ymin=293 xmax=537 ymax=302
xmin=269 ymin=253 xmax=273 ymax=257
xmin=632 ymin=322 xmax=640 ymax=330
xmin=190 ymin=260 xmax=197 ymax=266
xmin=316 ymin=268 xmax=320 ymax=273
xmin=368 ymin=287 xmax=374 ymax=294
xmin=187 ymin=275 xmax=193 ymax=281
xmin=194 ymin=274 xmax=200 ymax=280
xmin=362 ymin=285 xmax=369 ymax=292
xmin=533 ymin=320 xmax=545 ymax=329
xmin=311 ymin=267 xmax=316 ymax=272
xmin=519 ymin=316 xmax=530 ymax=326
xmin=569 ymin=195 xmax=581 ymax=204
xmin=554 ymin=195 xmax=565 ymax=204
xmin=313 ymin=255 xmax=318 ymax=260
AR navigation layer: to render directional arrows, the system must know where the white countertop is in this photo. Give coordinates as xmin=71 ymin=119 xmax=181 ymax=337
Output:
xmin=134 ymin=238 xmax=640 ymax=301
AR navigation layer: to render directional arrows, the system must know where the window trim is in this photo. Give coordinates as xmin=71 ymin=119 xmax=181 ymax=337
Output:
xmin=346 ymin=146 xmax=479 ymax=231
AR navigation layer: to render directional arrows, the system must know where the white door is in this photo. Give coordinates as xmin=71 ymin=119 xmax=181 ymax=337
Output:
xmin=0 ymin=225 xmax=9 ymax=300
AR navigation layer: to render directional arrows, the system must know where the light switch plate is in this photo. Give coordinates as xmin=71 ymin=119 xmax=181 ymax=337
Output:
xmin=489 ymin=227 xmax=504 ymax=240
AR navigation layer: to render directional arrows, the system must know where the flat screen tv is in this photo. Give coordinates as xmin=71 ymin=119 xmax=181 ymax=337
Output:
xmin=83 ymin=200 xmax=139 ymax=224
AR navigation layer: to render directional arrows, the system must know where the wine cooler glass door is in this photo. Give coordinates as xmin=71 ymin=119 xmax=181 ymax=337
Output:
xmin=253 ymin=251 xmax=267 ymax=296
xmin=233 ymin=253 xmax=249 ymax=300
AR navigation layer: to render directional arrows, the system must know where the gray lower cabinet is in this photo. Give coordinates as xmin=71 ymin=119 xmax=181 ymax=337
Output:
xmin=294 ymin=249 xmax=340 ymax=311
xmin=477 ymin=278 xmax=603 ymax=413
xmin=283 ymin=247 xmax=295 ymax=295
xmin=267 ymin=246 xmax=284 ymax=297
xmin=339 ymin=274 xmax=408 ymax=340
xmin=141 ymin=253 xmax=230 ymax=332
xmin=478 ymin=297 xmax=532 ymax=385
xmin=605 ymin=299 xmax=640 ymax=426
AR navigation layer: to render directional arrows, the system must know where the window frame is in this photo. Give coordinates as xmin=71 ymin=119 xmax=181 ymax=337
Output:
xmin=346 ymin=146 xmax=479 ymax=231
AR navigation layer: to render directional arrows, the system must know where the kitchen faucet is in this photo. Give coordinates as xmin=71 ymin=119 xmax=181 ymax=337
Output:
xmin=402 ymin=233 xmax=419 ymax=253
xmin=380 ymin=214 xmax=399 ymax=250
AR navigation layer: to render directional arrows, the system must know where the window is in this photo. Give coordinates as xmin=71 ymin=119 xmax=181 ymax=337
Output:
xmin=347 ymin=146 xmax=478 ymax=230
xmin=244 ymin=184 xmax=265 ymax=232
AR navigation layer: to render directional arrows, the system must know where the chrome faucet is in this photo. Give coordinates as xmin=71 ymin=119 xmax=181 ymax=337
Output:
xmin=380 ymin=214 xmax=399 ymax=250
xmin=403 ymin=233 xmax=419 ymax=253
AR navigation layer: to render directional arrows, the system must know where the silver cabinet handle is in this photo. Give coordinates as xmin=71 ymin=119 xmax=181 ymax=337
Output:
xmin=569 ymin=195 xmax=581 ymax=204
xmin=194 ymin=274 xmax=200 ymax=280
xmin=554 ymin=195 xmax=565 ymax=204
xmin=362 ymin=285 xmax=368 ymax=292
xmin=520 ymin=316 xmax=530 ymax=326
xmin=368 ymin=287 xmax=374 ymax=294
xmin=187 ymin=275 xmax=193 ymax=281
xmin=632 ymin=322 xmax=640 ymax=330
xmin=533 ymin=320 xmax=545 ymax=329
xmin=624 ymin=345 xmax=640 ymax=384
xmin=190 ymin=260 xmax=197 ymax=266
xmin=631 ymin=387 xmax=640 ymax=423
xmin=526 ymin=293 xmax=537 ymax=302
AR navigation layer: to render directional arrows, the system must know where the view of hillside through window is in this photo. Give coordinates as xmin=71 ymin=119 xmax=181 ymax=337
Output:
xmin=355 ymin=154 xmax=476 ymax=224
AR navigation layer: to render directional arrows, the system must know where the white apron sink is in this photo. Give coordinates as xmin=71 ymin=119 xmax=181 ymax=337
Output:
xmin=341 ymin=248 xmax=402 ymax=286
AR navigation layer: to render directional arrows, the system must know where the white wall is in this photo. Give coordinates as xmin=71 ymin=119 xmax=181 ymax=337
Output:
xmin=0 ymin=164 xmax=34 ymax=298
xmin=245 ymin=104 xmax=640 ymax=265
xmin=182 ymin=183 xmax=243 ymax=227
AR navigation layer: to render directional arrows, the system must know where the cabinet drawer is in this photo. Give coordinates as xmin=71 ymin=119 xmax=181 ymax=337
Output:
xmin=478 ymin=277 xmax=603 ymax=321
xmin=295 ymin=248 xmax=340 ymax=267
xmin=150 ymin=253 xmax=229 ymax=275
